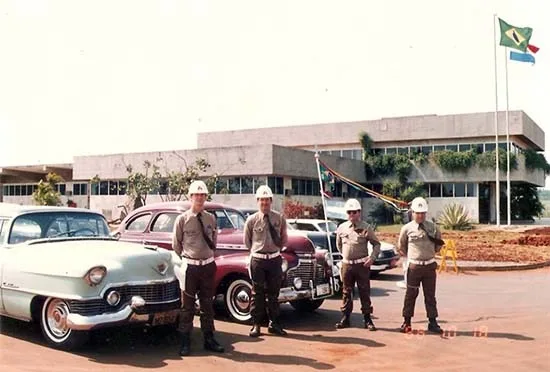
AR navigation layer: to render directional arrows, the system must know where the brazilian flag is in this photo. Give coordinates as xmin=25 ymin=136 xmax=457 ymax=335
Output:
xmin=498 ymin=18 xmax=533 ymax=52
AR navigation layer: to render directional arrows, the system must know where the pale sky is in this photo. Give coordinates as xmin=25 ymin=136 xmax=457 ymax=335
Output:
xmin=0 ymin=0 xmax=548 ymax=176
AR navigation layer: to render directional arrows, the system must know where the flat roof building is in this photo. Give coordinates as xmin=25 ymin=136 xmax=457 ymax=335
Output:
xmin=1 ymin=110 xmax=545 ymax=224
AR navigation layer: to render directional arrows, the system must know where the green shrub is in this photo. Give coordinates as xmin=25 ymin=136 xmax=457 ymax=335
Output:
xmin=523 ymin=149 xmax=550 ymax=174
xmin=477 ymin=151 xmax=517 ymax=171
xmin=432 ymin=150 xmax=477 ymax=172
xmin=437 ymin=203 xmax=473 ymax=231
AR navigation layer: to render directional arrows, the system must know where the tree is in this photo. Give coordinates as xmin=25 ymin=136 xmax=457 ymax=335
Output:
xmin=123 ymin=157 xmax=224 ymax=210
xmin=502 ymin=184 xmax=544 ymax=221
xmin=33 ymin=173 xmax=63 ymax=206
xmin=283 ymin=200 xmax=324 ymax=219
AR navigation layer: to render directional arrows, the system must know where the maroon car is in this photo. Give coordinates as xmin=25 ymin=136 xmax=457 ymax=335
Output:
xmin=114 ymin=201 xmax=335 ymax=323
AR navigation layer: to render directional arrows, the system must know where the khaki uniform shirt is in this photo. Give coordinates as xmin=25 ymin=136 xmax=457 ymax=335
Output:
xmin=172 ymin=209 xmax=217 ymax=260
xmin=398 ymin=220 xmax=442 ymax=261
xmin=244 ymin=210 xmax=288 ymax=254
xmin=336 ymin=220 xmax=381 ymax=261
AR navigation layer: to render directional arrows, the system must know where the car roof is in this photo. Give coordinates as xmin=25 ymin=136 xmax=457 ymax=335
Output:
xmin=289 ymin=219 xmax=334 ymax=224
xmin=130 ymin=201 xmax=241 ymax=213
xmin=0 ymin=203 xmax=103 ymax=219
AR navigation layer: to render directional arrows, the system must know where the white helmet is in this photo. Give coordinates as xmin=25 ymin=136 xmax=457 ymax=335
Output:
xmin=411 ymin=197 xmax=428 ymax=213
xmin=255 ymin=185 xmax=273 ymax=199
xmin=188 ymin=180 xmax=209 ymax=195
xmin=344 ymin=198 xmax=362 ymax=211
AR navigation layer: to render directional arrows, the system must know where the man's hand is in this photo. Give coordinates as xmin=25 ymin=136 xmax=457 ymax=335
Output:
xmin=363 ymin=257 xmax=373 ymax=267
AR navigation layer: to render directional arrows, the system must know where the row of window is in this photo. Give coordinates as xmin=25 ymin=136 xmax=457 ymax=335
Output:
xmin=322 ymin=142 xmax=523 ymax=160
xmin=2 ymin=183 xmax=89 ymax=197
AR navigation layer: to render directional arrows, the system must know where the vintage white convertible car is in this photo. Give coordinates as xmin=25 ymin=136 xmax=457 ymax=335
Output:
xmin=0 ymin=203 xmax=181 ymax=350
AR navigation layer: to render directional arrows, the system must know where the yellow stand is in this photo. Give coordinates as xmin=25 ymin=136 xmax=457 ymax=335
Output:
xmin=438 ymin=239 xmax=459 ymax=274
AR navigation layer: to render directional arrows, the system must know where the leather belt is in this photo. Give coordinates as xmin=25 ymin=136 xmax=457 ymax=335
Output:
xmin=251 ymin=252 xmax=281 ymax=260
xmin=408 ymin=258 xmax=436 ymax=265
xmin=183 ymin=256 xmax=215 ymax=266
xmin=342 ymin=256 xmax=369 ymax=265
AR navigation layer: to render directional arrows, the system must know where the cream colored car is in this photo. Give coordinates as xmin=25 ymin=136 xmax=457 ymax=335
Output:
xmin=0 ymin=203 xmax=180 ymax=350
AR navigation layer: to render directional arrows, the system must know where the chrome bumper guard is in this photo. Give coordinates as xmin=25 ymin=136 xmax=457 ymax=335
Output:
xmin=67 ymin=296 xmax=148 ymax=331
xmin=277 ymin=278 xmax=335 ymax=302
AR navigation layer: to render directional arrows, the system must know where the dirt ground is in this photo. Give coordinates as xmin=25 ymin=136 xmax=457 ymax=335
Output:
xmin=377 ymin=227 xmax=550 ymax=263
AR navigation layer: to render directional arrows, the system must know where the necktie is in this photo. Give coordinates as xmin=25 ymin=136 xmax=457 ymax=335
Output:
xmin=197 ymin=212 xmax=216 ymax=250
xmin=264 ymin=214 xmax=282 ymax=247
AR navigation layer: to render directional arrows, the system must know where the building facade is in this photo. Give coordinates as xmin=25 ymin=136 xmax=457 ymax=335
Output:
xmin=1 ymin=110 xmax=546 ymax=223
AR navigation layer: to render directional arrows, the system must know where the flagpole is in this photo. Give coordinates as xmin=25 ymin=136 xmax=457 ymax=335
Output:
xmin=314 ymin=151 xmax=336 ymax=290
xmin=504 ymin=46 xmax=511 ymax=226
xmin=493 ymin=13 xmax=501 ymax=226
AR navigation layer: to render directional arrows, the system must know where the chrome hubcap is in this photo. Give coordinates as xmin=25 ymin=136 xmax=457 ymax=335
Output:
xmin=47 ymin=299 xmax=70 ymax=338
xmin=233 ymin=286 xmax=251 ymax=314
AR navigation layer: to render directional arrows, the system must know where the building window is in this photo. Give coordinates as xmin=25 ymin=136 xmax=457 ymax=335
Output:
xmin=342 ymin=150 xmax=353 ymax=159
xmin=15 ymin=185 xmax=21 ymax=196
xmin=292 ymin=179 xmax=299 ymax=195
xmin=434 ymin=145 xmax=445 ymax=152
xmin=455 ymin=183 xmax=466 ymax=197
xmin=443 ymin=184 xmax=454 ymax=197
xmin=458 ymin=144 xmax=472 ymax=152
xmin=312 ymin=181 xmax=320 ymax=196
xmin=99 ymin=181 xmax=109 ymax=195
xmin=386 ymin=147 xmax=397 ymax=154
xmin=397 ymin=147 xmax=409 ymax=155
xmin=268 ymin=176 xmax=284 ymax=195
xmin=352 ymin=149 xmax=363 ymax=160
xmin=252 ymin=176 xmax=266 ymax=191
xmin=485 ymin=143 xmax=496 ymax=152
xmin=473 ymin=143 xmax=484 ymax=154
xmin=421 ymin=146 xmax=432 ymax=155
xmin=2 ymin=185 xmax=8 ymax=196
xmin=445 ymin=144 xmax=458 ymax=152
xmin=215 ymin=178 xmax=228 ymax=194
xmin=228 ymin=178 xmax=241 ymax=194
xmin=109 ymin=181 xmax=119 ymax=195
xmin=158 ymin=181 xmax=168 ymax=195
xmin=118 ymin=181 xmax=125 ymax=195
xmin=241 ymin=177 xmax=253 ymax=194
xmin=91 ymin=182 xmax=99 ymax=195
xmin=73 ymin=184 xmax=81 ymax=196
xmin=410 ymin=146 xmax=421 ymax=155
xmin=498 ymin=142 xmax=507 ymax=151
xmin=466 ymin=183 xmax=477 ymax=197
xmin=430 ymin=183 xmax=442 ymax=198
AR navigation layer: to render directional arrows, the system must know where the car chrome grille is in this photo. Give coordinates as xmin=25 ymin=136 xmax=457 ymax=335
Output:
xmin=285 ymin=256 xmax=328 ymax=288
xmin=68 ymin=280 xmax=180 ymax=316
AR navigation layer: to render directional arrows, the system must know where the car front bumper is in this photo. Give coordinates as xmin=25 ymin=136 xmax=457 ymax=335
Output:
xmin=278 ymin=277 xmax=335 ymax=302
xmin=66 ymin=296 xmax=180 ymax=331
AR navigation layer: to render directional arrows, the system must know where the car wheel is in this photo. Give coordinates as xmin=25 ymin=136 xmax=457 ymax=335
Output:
xmin=224 ymin=278 xmax=253 ymax=324
xmin=289 ymin=299 xmax=325 ymax=312
xmin=40 ymin=297 xmax=89 ymax=350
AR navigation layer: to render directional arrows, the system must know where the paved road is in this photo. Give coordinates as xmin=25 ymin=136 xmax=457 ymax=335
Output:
xmin=1 ymin=268 xmax=549 ymax=372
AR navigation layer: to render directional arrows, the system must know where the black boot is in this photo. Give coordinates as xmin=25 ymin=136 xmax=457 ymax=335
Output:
xmin=428 ymin=318 xmax=443 ymax=334
xmin=267 ymin=321 xmax=287 ymax=336
xmin=204 ymin=332 xmax=225 ymax=353
xmin=179 ymin=333 xmax=191 ymax=356
xmin=400 ymin=317 xmax=412 ymax=333
xmin=249 ymin=324 xmax=261 ymax=338
xmin=335 ymin=314 xmax=351 ymax=329
xmin=364 ymin=315 xmax=377 ymax=331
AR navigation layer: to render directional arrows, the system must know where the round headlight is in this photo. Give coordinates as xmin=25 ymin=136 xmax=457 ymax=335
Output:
xmin=293 ymin=277 xmax=303 ymax=290
xmin=281 ymin=258 xmax=288 ymax=272
xmin=106 ymin=290 xmax=121 ymax=306
xmin=86 ymin=266 xmax=106 ymax=286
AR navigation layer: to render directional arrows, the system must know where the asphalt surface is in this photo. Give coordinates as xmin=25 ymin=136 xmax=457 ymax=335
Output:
xmin=1 ymin=267 xmax=549 ymax=371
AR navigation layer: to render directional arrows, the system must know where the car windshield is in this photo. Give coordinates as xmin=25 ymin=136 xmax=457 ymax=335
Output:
xmin=210 ymin=209 xmax=247 ymax=230
xmin=318 ymin=221 xmax=338 ymax=233
xmin=8 ymin=211 xmax=111 ymax=244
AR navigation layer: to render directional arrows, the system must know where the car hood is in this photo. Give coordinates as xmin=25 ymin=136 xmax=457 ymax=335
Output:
xmin=7 ymin=239 xmax=174 ymax=278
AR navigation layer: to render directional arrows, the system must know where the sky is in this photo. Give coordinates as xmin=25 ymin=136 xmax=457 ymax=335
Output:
xmin=0 ymin=0 xmax=548 ymax=181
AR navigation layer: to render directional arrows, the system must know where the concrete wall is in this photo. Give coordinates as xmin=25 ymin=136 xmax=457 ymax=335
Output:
xmin=198 ymin=111 xmax=544 ymax=151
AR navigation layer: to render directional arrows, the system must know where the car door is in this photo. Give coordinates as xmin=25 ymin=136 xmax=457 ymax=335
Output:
xmin=0 ymin=218 xmax=8 ymax=313
xmin=118 ymin=212 xmax=154 ymax=245
xmin=145 ymin=212 xmax=180 ymax=250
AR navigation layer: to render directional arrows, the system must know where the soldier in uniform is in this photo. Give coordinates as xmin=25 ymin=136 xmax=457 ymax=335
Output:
xmin=335 ymin=198 xmax=381 ymax=330
xmin=172 ymin=180 xmax=224 ymax=357
xmin=244 ymin=185 xmax=288 ymax=338
xmin=398 ymin=197 xmax=444 ymax=334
